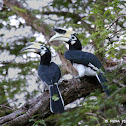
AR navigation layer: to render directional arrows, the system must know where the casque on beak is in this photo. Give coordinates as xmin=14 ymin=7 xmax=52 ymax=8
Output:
xmin=49 ymin=28 xmax=76 ymax=42
xmin=20 ymin=42 xmax=41 ymax=54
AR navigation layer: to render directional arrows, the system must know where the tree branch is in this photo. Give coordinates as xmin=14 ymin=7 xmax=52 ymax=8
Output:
xmin=0 ymin=77 xmax=102 ymax=126
xmin=108 ymin=14 xmax=126 ymax=29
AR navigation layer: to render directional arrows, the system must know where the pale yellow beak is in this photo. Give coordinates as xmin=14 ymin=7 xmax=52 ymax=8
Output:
xmin=20 ymin=42 xmax=42 ymax=53
xmin=49 ymin=28 xmax=76 ymax=42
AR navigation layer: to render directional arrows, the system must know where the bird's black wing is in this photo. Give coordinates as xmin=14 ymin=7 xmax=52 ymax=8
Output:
xmin=38 ymin=62 xmax=61 ymax=85
xmin=65 ymin=50 xmax=103 ymax=69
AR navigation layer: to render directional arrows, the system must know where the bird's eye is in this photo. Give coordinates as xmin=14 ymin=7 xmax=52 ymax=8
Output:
xmin=71 ymin=35 xmax=76 ymax=40
xmin=41 ymin=46 xmax=44 ymax=50
xmin=72 ymin=36 xmax=75 ymax=39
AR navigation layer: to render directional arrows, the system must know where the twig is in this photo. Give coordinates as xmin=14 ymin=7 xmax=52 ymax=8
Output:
xmin=0 ymin=105 xmax=14 ymax=111
xmin=113 ymin=79 xmax=126 ymax=87
xmin=108 ymin=14 xmax=126 ymax=29
xmin=85 ymin=112 xmax=105 ymax=120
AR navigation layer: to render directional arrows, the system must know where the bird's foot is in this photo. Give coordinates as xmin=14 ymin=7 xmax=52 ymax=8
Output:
xmin=42 ymin=87 xmax=49 ymax=92
xmin=73 ymin=75 xmax=80 ymax=79
xmin=73 ymin=75 xmax=81 ymax=82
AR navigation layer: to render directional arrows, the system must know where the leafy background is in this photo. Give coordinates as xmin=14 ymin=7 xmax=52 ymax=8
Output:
xmin=0 ymin=0 xmax=126 ymax=125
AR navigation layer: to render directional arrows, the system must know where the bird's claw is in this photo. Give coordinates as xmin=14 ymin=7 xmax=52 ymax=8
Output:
xmin=73 ymin=75 xmax=81 ymax=82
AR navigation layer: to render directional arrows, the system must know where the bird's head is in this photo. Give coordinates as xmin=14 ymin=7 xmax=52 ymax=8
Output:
xmin=49 ymin=28 xmax=77 ymax=44
xmin=49 ymin=28 xmax=82 ymax=50
xmin=20 ymin=42 xmax=49 ymax=56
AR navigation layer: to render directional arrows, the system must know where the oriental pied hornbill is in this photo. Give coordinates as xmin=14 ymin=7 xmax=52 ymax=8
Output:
xmin=49 ymin=28 xmax=110 ymax=96
xmin=20 ymin=42 xmax=64 ymax=113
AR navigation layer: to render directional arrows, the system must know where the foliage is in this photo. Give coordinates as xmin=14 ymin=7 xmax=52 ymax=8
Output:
xmin=43 ymin=0 xmax=126 ymax=61
xmin=52 ymin=44 xmax=66 ymax=54
xmin=13 ymin=6 xmax=27 ymax=13
xmin=0 ymin=3 xmax=40 ymax=116
xmin=49 ymin=87 xmax=126 ymax=126
xmin=29 ymin=114 xmax=47 ymax=126
xmin=0 ymin=0 xmax=126 ymax=125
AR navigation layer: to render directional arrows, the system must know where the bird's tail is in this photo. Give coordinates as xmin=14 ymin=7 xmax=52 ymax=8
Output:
xmin=96 ymin=72 xmax=110 ymax=96
xmin=49 ymin=84 xmax=64 ymax=113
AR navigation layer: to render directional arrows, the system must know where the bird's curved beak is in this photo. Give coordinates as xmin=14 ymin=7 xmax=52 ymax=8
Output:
xmin=49 ymin=33 xmax=70 ymax=42
xmin=20 ymin=42 xmax=41 ymax=54
xmin=49 ymin=28 xmax=76 ymax=42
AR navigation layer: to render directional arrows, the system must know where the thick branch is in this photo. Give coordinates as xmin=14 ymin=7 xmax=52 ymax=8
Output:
xmin=0 ymin=77 xmax=102 ymax=126
xmin=58 ymin=52 xmax=78 ymax=75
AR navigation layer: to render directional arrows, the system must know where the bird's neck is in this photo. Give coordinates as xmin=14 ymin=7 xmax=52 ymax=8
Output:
xmin=40 ymin=52 xmax=51 ymax=65
xmin=69 ymin=37 xmax=82 ymax=50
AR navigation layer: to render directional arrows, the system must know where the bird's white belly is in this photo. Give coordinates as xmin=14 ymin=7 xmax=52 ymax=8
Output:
xmin=73 ymin=63 xmax=96 ymax=77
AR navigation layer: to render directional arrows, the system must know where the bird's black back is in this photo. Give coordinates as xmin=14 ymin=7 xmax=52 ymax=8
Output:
xmin=65 ymin=50 xmax=103 ymax=69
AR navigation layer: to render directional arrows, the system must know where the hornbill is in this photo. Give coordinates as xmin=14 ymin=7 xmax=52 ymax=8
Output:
xmin=20 ymin=42 xmax=64 ymax=113
xmin=49 ymin=28 xmax=110 ymax=96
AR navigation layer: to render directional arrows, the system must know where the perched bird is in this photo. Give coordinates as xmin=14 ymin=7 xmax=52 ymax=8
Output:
xmin=20 ymin=42 xmax=64 ymax=113
xmin=49 ymin=28 xmax=110 ymax=96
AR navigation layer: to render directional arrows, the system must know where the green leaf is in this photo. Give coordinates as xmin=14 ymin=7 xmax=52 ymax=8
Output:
xmin=30 ymin=37 xmax=36 ymax=42
xmin=52 ymin=94 xmax=59 ymax=101
xmin=13 ymin=6 xmax=27 ymax=13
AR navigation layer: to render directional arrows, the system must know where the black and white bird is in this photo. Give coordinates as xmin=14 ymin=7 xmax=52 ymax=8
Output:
xmin=49 ymin=28 xmax=110 ymax=96
xmin=20 ymin=42 xmax=64 ymax=113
